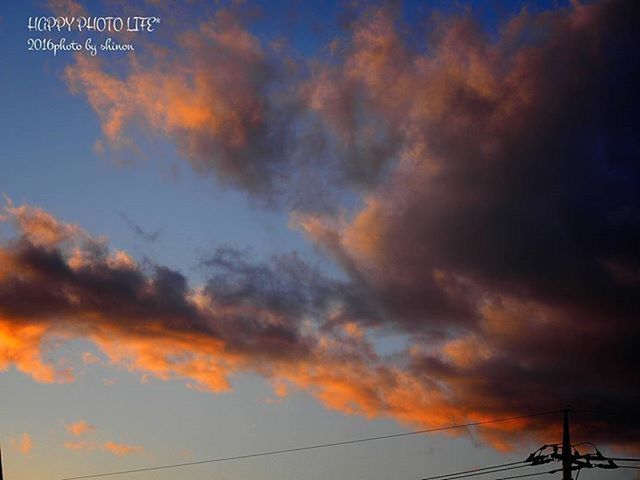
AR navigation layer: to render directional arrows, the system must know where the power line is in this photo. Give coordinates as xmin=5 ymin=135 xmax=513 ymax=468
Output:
xmin=60 ymin=410 xmax=561 ymax=480
xmin=493 ymin=469 xmax=561 ymax=480
xmin=422 ymin=409 xmax=635 ymax=480
xmin=427 ymin=464 xmax=531 ymax=480
xmin=422 ymin=461 xmax=525 ymax=480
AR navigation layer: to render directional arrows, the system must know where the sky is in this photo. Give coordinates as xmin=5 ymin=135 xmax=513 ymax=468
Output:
xmin=0 ymin=0 xmax=639 ymax=479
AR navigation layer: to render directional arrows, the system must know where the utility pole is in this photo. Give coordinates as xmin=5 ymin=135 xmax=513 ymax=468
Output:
xmin=0 ymin=444 xmax=4 ymax=480
xmin=521 ymin=408 xmax=624 ymax=478
xmin=562 ymin=409 xmax=572 ymax=480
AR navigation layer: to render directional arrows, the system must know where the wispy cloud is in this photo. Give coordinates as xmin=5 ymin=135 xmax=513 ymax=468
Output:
xmin=11 ymin=433 xmax=33 ymax=455
xmin=119 ymin=212 xmax=162 ymax=243
xmin=66 ymin=420 xmax=96 ymax=437
xmin=64 ymin=439 xmax=143 ymax=457
xmin=102 ymin=441 xmax=143 ymax=457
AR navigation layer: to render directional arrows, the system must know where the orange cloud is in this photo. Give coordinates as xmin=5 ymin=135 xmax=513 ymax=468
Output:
xmin=2 ymin=198 xmax=87 ymax=248
xmin=11 ymin=433 xmax=33 ymax=455
xmin=64 ymin=7 xmax=292 ymax=197
xmin=64 ymin=439 xmax=143 ymax=457
xmin=0 ymin=317 xmax=74 ymax=384
xmin=102 ymin=441 xmax=143 ymax=457
xmin=66 ymin=420 xmax=96 ymax=437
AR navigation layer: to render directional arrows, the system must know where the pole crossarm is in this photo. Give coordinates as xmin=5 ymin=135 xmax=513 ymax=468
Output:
xmin=519 ymin=410 xmax=631 ymax=480
xmin=419 ymin=409 xmax=630 ymax=480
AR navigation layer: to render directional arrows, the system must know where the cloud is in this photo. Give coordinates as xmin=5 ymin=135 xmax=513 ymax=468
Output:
xmin=0 ymin=201 xmax=363 ymax=395
xmin=14 ymin=0 xmax=640 ymax=452
xmin=66 ymin=420 xmax=96 ymax=437
xmin=64 ymin=6 xmax=299 ymax=204
xmin=64 ymin=439 xmax=143 ymax=457
xmin=294 ymin=0 xmax=640 ymax=447
xmin=0 ymin=314 xmax=74 ymax=384
xmin=2 ymin=200 xmax=638 ymax=450
xmin=59 ymin=3 xmax=411 ymax=211
xmin=2 ymin=197 xmax=88 ymax=248
xmin=119 ymin=212 xmax=162 ymax=243
xmin=0 ymin=203 xmax=456 ymax=436
xmin=11 ymin=433 xmax=33 ymax=455
xmin=102 ymin=441 xmax=143 ymax=457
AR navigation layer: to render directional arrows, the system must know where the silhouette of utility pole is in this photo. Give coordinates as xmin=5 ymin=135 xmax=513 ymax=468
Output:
xmin=1 ymin=444 xmax=4 ymax=480
xmin=562 ymin=409 xmax=572 ymax=480
xmin=523 ymin=408 xmax=624 ymax=477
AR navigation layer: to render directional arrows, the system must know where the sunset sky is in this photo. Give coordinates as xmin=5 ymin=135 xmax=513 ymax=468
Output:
xmin=1 ymin=0 xmax=639 ymax=479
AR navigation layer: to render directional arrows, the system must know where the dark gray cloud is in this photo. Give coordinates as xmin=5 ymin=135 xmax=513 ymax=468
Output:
xmin=296 ymin=0 xmax=640 ymax=446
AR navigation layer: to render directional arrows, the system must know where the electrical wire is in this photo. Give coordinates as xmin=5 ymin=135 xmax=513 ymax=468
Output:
xmin=422 ymin=461 xmax=525 ymax=480
xmin=425 ymin=464 xmax=531 ymax=480
xmin=493 ymin=468 xmax=561 ymax=480
xmin=60 ymin=409 xmax=561 ymax=480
